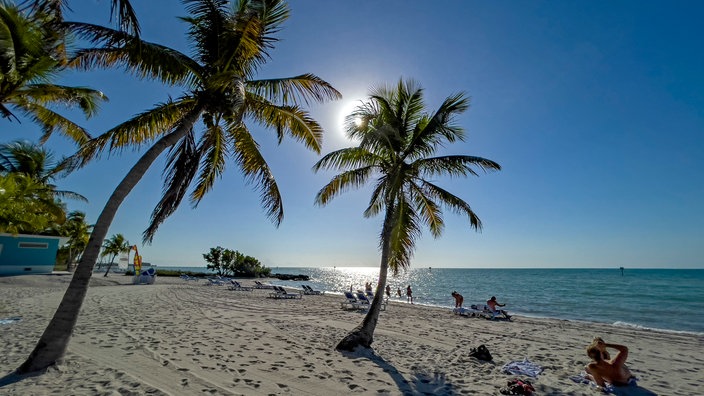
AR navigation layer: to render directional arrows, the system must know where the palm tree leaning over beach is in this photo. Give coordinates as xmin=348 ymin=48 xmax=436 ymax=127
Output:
xmin=0 ymin=2 xmax=107 ymax=143
xmin=100 ymin=234 xmax=130 ymax=277
xmin=314 ymin=79 xmax=500 ymax=351
xmin=17 ymin=0 xmax=340 ymax=373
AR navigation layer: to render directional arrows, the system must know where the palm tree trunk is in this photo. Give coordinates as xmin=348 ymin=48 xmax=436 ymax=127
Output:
xmin=336 ymin=204 xmax=395 ymax=351
xmin=103 ymin=254 xmax=116 ymax=277
xmin=17 ymin=109 xmax=202 ymax=374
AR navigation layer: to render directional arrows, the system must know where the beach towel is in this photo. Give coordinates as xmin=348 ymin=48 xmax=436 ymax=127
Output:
xmin=501 ymin=358 xmax=543 ymax=378
xmin=0 ymin=316 xmax=21 ymax=325
xmin=569 ymin=371 xmax=638 ymax=393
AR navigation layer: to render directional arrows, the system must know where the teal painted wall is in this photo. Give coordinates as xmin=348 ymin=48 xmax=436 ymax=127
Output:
xmin=0 ymin=234 xmax=67 ymax=276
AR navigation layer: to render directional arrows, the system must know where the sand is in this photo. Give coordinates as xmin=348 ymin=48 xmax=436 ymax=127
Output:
xmin=0 ymin=274 xmax=701 ymax=395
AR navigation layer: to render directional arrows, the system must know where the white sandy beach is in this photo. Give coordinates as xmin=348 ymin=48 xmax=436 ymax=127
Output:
xmin=0 ymin=274 xmax=701 ymax=395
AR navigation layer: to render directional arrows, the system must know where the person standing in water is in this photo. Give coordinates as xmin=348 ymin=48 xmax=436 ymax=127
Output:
xmin=406 ymin=285 xmax=414 ymax=304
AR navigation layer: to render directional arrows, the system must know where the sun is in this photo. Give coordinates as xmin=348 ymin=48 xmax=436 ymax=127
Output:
xmin=337 ymin=98 xmax=364 ymax=137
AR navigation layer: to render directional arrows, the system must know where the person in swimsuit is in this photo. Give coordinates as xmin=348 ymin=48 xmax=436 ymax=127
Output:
xmin=585 ymin=338 xmax=636 ymax=391
xmin=451 ymin=291 xmax=464 ymax=308
xmin=486 ymin=296 xmax=511 ymax=319
xmin=406 ymin=285 xmax=413 ymax=304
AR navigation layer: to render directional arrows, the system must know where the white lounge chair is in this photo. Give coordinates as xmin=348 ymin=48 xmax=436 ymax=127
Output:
xmin=228 ymin=280 xmax=253 ymax=291
xmin=301 ymin=285 xmax=324 ymax=295
xmin=269 ymin=286 xmax=302 ymax=299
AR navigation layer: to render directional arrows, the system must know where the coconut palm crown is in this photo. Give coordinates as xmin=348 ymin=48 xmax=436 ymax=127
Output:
xmin=0 ymin=1 xmax=107 ymax=144
xmin=17 ymin=0 xmax=339 ymax=373
xmin=314 ymin=78 xmax=500 ymax=351
xmin=68 ymin=0 xmax=341 ymax=240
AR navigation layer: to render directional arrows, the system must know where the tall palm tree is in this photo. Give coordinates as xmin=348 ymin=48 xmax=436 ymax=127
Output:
xmin=57 ymin=210 xmax=92 ymax=271
xmin=100 ymin=233 xmax=130 ymax=276
xmin=314 ymin=79 xmax=501 ymax=351
xmin=0 ymin=1 xmax=107 ymax=144
xmin=17 ymin=0 xmax=339 ymax=373
xmin=0 ymin=140 xmax=87 ymax=202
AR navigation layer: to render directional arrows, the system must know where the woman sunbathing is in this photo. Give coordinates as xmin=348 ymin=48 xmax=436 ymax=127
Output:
xmin=585 ymin=338 xmax=637 ymax=391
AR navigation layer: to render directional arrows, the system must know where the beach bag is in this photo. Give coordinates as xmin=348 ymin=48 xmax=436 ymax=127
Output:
xmin=469 ymin=344 xmax=493 ymax=361
xmin=499 ymin=378 xmax=535 ymax=395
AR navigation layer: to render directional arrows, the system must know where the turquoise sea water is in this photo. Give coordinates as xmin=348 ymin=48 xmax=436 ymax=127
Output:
xmin=161 ymin=266 xmax=704 ymax=335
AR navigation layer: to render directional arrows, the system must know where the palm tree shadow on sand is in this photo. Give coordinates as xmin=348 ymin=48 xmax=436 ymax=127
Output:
xmin=0 ymin=370 xmax=42 ymax=388
xmin=341 ymin=348 xmax=459 ymax=396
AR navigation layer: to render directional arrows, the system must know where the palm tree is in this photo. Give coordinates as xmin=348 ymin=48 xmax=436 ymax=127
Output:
xmin=100 ymin=233 xmax=130 ymax=276
xmin=0 ymin=172 xmax=66 ymax=234
xmin=17 ymin=0 xmax=339 ymax=373
xmin=57 ymin=210 xmax=92 ymax=271
xmin=27 ymin=0 xmax=141 ymax=37
xmin=0 ymin=2 xmax=107 ymax=144
xmin=0 ymin=140 xmax=87 ymax=202
xmin=314 ymin=79 xmax=501 ymax=351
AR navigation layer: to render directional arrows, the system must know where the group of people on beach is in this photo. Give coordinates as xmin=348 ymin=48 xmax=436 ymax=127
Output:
xmin=356 ymin=282 xmax=415 ymax=304
xmin=451 ymin=291 xmax=512 ymax=319
xmin=448 ymin=289 xmax=636 ymax=391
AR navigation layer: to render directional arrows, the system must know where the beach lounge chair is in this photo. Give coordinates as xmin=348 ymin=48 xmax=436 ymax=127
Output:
xmin=301 ymin=285 xmax=324 ymax=295
xmin=454 ymin=304 xmax=488 ymax=318
xmin=356 ymin=292 xmax=387 ymax=311
xmin=269 ymin=286 xmax=302 ymax=299
xmin=340 ymin=291 xmax=365 ymax=310
xmin=228 ymin=280 xmax=253 ymax=291
xmin=254 ymin=280 xmax=275 ymax=289
xmin=206 ymin=277 xmax=226 ymax=286
xmin=180 ymin=274 xmax=198 ymax=281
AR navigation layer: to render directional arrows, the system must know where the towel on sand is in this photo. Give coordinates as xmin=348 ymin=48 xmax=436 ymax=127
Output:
xmin=501 ymin=358 xmax=543 ymax=378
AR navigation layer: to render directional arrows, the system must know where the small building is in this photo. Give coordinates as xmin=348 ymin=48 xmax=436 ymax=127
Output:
xmin=0 ymin=233 xmax=69 ymax=276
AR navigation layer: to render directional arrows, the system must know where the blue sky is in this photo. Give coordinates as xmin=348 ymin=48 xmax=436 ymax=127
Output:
xmin=7 ymin=1 xmax=703 ymax=268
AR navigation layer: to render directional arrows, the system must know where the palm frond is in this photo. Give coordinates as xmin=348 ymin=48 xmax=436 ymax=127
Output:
xmin=226 ymin=119 xmax=283 ymax=225
xmin=312 ymin=147 xmax=381 ymax=172
xmin=12 ymin=101 xmax=91 ymax=144
xmin=419 ymin=179 xmax=482 ymax=230
xmin=67 ymin=23 xmax=200 ymax=86
xmin=362 ymin=178 xmax=387 ymax=218
xmin=416 ymin=155 xmax=501 ymax=178
xmin=245 ymin=94 xmax=323 ymax=152
xmin=314 ymin=166 xmax=374 ymax=207
xmin=18 ymin=84 xmax=107 ymax=118
xmin=143 ymin=131 xmax=199 ymax=243
xmin=386 ymin=199 xmax=420 ymax=272
xmin=409 ymin=182 xmax=444 ymax=237
xmin=190 ymin=120 xmax=227 ymax=203
xmin=405 ymin=92 xmax=469 ymax=159
xmin=110 ymin=0 xmax=140 ymax=36
xmin=246 ymin=74 xmax=341 ymax=106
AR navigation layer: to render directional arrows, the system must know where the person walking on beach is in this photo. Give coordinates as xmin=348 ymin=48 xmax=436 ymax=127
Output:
xmin=451 ymin=291 xmax=464 ymax=308
xmin=585 ymin=338 xmax=636 ymax=390
xmin=396 ymin=287 xmax=402 ymax=298
xmin=385 ymin=284 xmax=391 ymax=298
xmin=406 ymin=285 xmax=414 ymax=304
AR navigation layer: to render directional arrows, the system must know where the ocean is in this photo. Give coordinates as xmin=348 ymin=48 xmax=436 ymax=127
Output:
xmin=159 ymin=266 xmax=704 ymax=335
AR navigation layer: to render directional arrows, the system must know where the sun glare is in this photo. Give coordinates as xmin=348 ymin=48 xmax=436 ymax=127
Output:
xmin=337 ymin=99 xmax=364 ymax=138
